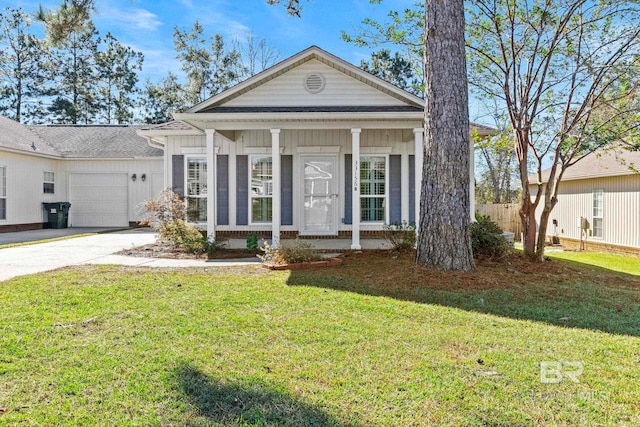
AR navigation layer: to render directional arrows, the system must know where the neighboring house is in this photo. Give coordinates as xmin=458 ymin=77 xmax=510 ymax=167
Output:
xmin=0 ymin=116 xmax=163 ymax=232
xmin=138 ymin=46 xmax=494 ymax=249
xmin=531 ymin=149 xmax=640 ymax=255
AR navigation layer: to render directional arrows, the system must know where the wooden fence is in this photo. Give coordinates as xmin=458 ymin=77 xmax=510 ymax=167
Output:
xmin=475 ymin=203 xmax=522 ymax=240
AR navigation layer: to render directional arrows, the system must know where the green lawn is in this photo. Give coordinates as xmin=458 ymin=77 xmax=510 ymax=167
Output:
xmin=546 ymin=250 xmax=640 ymax=276
xmin=1 ymin=253 xmax=639 ymax=426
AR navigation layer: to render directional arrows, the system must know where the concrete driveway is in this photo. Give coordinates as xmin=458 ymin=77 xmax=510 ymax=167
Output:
xmin=0 ymin=228 xmax=260 ymax=282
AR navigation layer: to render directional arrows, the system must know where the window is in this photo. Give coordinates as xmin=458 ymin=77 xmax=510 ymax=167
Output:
xmin=0 ymin=167 xmax=5 ymax=220
xmin=360 ymin=156 xmax=386 ymax=222
xmin=43 ymin=171 xmax=55 ymax=194
xmin=186 ymin=158 xmax=207 ymax=222
xmin=593 ymin=189 xmax=603 ymax=239
xmin=250 ymin=156 xmax=273 ymax=223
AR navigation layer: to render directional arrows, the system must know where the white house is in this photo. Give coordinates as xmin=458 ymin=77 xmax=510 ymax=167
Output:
xmin=0 ymin=117 xmax=163 ymax=231
xmin=138 ymin=46 xmax=494 ymax=249
xmin=531 ymin=148 xmax=640 ymax=255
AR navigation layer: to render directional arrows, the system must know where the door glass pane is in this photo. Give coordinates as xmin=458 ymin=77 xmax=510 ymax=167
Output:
xmin=303 ymin=157 xmax=336 ymax=233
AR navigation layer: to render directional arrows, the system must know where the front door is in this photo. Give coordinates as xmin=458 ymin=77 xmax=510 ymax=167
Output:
xmin=301 ymin=155 xmax=339 ymax=235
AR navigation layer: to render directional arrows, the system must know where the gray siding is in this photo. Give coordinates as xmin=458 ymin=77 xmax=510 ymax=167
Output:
xmin=281 ymin=155 xmax=293 ymax=226
xmin=216 ymin=155 xmax=229 ymax=225
xmin=344 ymin=154 xmax=352 ymax=224
xmin=389 ymin=155 xmax=401 ymax=223
xmin=172 ymin=155 xmax=184 ymax=196
xmin=236 ymin=155 xmax=248 ymax=225
xmin=409 ymin=155 xmax=415 ymax=223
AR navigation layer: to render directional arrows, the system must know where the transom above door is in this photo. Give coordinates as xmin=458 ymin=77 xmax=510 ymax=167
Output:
xmin=300 ymin=155 xmax=339 ymax=235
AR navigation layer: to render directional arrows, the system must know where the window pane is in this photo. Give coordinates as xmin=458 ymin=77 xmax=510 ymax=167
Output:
xmin=187 ymin=159 xmax=207 ymax=196
xmin=44 ymin=171 xmax=55 ymax=182
xmin=360 ymin=156 xmax=386 ymax=196
xmin=186 ymin=197 xmax=207 ymax=222
xmin=593 ymin=218 xmax=603 ymax=239
xmin=361 ymin=197 xmax=385 ymax=222
xmin=0 ymin=167 xmax=5 ymax=197
xmin=0 ymin=198 xmax=5 ymax=220
xmin=43 ymin=183 xmax=55 ymax=194
xmin=593 ymin=190 xmax=603 ymax=217
xmin=252 ymin=197 xmax=272 ymax=222
xmin=251 ymin=157 xmax=273 ymax=196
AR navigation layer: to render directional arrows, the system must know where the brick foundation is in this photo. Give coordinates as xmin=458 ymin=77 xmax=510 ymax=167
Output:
xmin=216 ymin=230 xmax=387 ymax=240
xmin=0 ymin=223 xmax=45 ymax=233
xmin=554 ymin=236 xmax=640 ymax=258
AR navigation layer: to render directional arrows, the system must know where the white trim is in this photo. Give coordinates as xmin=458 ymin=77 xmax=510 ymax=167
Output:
xmin=351 ymin=128 xmax=361 ymax=250
xmin=296 ymin=146 xmax=342 ymax=154
xmin=359 ymin=154 xmax=389 ymax=225
xmin=592 ymin=188 xmax=604 ymax=240
xmin=271 ymin=129 xmax=281 ymax=248
xmin=360 ymin=147 xmax=393 ymax=154
xmin=205 ymin=129 xmax=216 ymax=240
xmin=184 ymin=155 xmax=208 ymax=227
xmin=248 ymin=154 xmax=274 ymax=226
xmin=401 ymin=152 xmax=410 ymax=223
xmin=298 ymin=154 xmax=340 ymax=236
xmin=244 ymin=146 xmax=285 ymax=154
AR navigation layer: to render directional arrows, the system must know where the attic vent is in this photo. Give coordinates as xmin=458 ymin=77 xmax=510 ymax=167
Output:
xmin=304 ymin=73 xmax=325 ymax=94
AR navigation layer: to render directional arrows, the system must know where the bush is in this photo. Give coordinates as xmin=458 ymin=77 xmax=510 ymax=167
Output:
xmin=258 ymin=238 xmax=320 ymax=265
xmin=160 ymin=220 xmax=206 ymax=254
xmin=205 ymin=238 xmax=228 ymax=258
xmin=139 ymin=189 xmax=207 ymax=254
xmin=471 ymin=214 xmax=512 ymax=259
xmin=246 ymin=233 xmax=259 ymax=250
xmin=383 ymin=221 xmax=416 ymax=251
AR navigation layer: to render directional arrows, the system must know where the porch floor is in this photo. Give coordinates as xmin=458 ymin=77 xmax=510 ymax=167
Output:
xmin=223 ymin=238 xmax=392 ymax=250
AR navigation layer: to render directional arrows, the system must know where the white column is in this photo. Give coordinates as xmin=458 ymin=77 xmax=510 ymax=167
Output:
xmin=469 ymin=136 xmax=476 ymax=222
xmin=351 ymin=128 xmax=361 ymax=250
xmin=413 ymin=128 xmax=424 ymax=232
xmin=401 ymin=152 xmax=410 ymax=223
xmin=205 ymin=129 xmax=217 ymax=241
xmin=271 ymin=129 xmax=281 ymax=248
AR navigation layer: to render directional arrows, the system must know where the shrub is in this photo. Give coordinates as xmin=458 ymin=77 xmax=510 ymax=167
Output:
xmin=160 ymin=220 xmax=206 ymax=254
xmin=138 ymin=188 xmax=185 ymax=227
xmin=205 ymin=238 xmax=228 ymax=258
xmin=471 ymin=213 xmax=512 ymax=259
xmin=258 ymin=238 xmax=320 ymax=265
xmin=383 ymin=221 xmax=416 ymax=251
xmin=246 ymin=233 xmax=259 ymax=250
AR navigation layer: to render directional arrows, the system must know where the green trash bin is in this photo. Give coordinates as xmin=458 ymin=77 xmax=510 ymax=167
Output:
xmin=42 ymin=202 xmax=71 ymax=229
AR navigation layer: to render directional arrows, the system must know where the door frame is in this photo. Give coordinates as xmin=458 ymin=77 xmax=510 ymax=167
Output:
xmin=298 ymin=154 xmax=340 ymax=236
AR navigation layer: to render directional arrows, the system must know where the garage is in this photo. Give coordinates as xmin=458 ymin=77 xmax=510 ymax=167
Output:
xmin=68 ymin=173 xmax=129 ymax=227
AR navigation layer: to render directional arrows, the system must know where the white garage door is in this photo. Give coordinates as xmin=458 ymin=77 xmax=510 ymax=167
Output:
xmin=68 ymin=173 xmax=128 ymax=227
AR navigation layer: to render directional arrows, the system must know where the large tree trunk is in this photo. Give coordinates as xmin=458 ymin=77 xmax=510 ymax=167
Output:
xmin=416 ymin=0 xmax=474 ymax=271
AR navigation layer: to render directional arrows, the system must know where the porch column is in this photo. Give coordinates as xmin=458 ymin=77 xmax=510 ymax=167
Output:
xmin=271 ymin=129 xmax=281 ymax=248
xmin=469 ymin=136 xmax=476 ymax=221
xmin=401 ymin=151 xmax=410 ymax=223
xmin=205 ymin=129 xmax=217 ymax=241
xmin=351 ymin=128 xmax=361 ymax=250
xmin=413 ymin=128 xmax=424 ymax=233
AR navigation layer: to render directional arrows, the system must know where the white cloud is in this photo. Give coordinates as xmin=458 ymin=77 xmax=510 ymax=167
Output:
xmin=99 ymin=6 xmax=162 ymax=32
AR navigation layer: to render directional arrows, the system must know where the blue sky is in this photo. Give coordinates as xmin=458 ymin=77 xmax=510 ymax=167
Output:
xmin=5 ymin=0 xmax=418 ymax=82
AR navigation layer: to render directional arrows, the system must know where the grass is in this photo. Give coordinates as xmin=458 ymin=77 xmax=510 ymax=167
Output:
xmin=1 ymin=252 xmax=640 ymax=426
xmin=546 ymin=250 xmax=640 ymax=276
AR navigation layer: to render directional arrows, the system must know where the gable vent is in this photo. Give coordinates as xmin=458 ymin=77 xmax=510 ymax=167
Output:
xmin=304 ymin=73 xmax=325 ymax=94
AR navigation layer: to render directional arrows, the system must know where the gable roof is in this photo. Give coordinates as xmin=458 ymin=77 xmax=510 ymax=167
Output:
xmin=186 ymin=45 xmax=425 ymax=114
xmin=533 ymin=148 xmax=640 ymax=182
xmin=0 ymin=116 xmax=162 ymax=159
xmin=27 ymin=124 xmax=163 ymax=158
xmin=0 ymin=116 xmax=58 ymax=157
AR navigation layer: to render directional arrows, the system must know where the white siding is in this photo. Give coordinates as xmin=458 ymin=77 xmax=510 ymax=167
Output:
xmin=0 ymin=151 xmax=62 ymax=226
xmin=533 ymin=175 xmax=640 ymax=248
xmin=64 ymin=158 xmax=163 ymax=222
xmin=224 ymin=60 xmax=407 ymax=107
